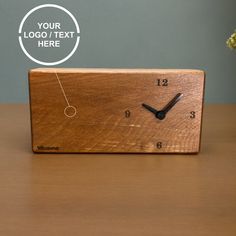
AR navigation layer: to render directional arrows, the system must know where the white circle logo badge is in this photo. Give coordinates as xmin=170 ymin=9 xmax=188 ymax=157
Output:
xmin=18 ymin=4 xmax=80 ymax=66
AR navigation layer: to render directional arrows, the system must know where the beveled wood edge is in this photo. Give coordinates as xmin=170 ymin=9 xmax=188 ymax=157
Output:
xmin=28 ymin=70 xmax=35 ymax=153
xmin=198 ymin=71 xmax=206 ymax=153
xmin=29 ymin=68 xmax=205 ymax=75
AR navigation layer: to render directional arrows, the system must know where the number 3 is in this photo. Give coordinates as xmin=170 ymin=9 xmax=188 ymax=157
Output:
xmin=190 ymin=111 xmax=196 ymax=119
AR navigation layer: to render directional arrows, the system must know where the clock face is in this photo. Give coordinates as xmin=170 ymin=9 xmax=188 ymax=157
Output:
xmin=29 ymin=68 xmax=205 ymax=153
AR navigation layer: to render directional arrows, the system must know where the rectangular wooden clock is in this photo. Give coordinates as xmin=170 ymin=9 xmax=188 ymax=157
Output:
xmin=29 ymin=68 xmax=205 ymax=153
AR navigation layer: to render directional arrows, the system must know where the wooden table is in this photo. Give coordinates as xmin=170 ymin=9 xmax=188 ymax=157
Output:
xmin=0 ymin=104 xmax=236 ymax=236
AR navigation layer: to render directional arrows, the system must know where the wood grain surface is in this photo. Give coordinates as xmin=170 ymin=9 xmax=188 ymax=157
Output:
xmin=0 ymin=104 xmax=236 ymax=236
xmin=29 ymin=68 xmax=205 ymax=153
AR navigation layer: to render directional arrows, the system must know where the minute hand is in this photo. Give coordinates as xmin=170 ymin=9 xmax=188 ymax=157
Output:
xmin=161 ymin=93 xmax=183 ymax=114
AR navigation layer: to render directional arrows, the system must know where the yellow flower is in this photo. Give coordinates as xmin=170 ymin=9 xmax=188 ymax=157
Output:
xmin=227 ymin=31 xmax=236 ymax=49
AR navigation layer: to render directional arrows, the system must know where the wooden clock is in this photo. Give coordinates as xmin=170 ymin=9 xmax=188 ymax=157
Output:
xmin=29 ymin=68 xmax=205 ymax=153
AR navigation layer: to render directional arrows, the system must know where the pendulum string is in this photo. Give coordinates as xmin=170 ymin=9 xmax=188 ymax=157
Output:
xmin=55 ymin=71 xmax=70 ymax=107
xmin=55 ymin=71 xmax=77 ymax=118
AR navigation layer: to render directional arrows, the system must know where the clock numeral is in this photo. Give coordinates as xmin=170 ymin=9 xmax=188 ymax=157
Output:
xmin=190 ymin=111 xmax=196 ymax=119
xmin=156 ymin=79 xmax=168 ymax=86
xmin=156 ymin=142 xmax=162 ymax=149
xmin=125 ymin=110 xmax=131 ymax=118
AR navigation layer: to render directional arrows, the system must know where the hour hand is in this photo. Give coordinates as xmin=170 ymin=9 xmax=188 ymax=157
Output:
xmin=142 ymin=103 xmax=159 ymax=116
xmin=142 ymin=103 xmax=166 ymax=120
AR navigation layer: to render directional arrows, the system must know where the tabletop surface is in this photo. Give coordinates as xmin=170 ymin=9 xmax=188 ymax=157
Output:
xmin=0 ymin=104 xmax=235 ymax=236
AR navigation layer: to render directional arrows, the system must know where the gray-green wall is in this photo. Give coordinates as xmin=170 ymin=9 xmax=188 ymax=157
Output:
xmin=0 ymin=0 xmax=236 ymax=103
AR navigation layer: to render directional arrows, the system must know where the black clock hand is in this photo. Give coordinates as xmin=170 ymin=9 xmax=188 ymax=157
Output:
xmin=142 ymin=103 xmax=159 ymax=115
xmin=161 ymin=93 xmax=183 ymax=114
xmin=142 ymin=103 xmax=166 ymax=120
